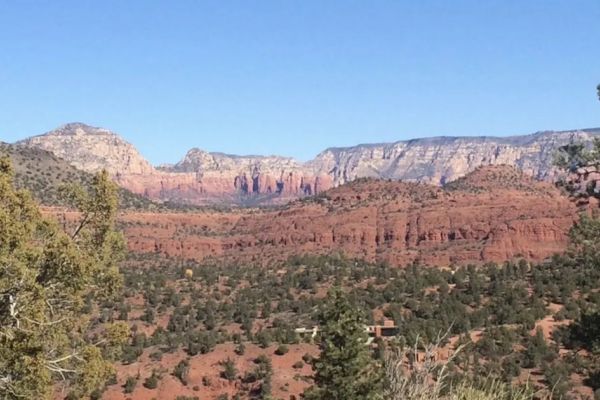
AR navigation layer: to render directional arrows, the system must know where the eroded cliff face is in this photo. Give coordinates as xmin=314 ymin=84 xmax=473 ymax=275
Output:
xmin=309 ymin=130 xmax=600 ymax=186
xmin=18 ymin=123 xmax=331 ymax=205
xmin=17 ymin=123 xmax=599 ymax=205
xmin=153 ymin=148 xmax=332 ymax=202
xmin=95 ymin=166 xmax=578 ymax=266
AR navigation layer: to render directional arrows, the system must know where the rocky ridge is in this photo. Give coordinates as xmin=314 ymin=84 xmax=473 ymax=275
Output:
xmin=16 ymin=123 xmax=600 ymax=205
xmin=97 ymin=165 xmax=577 ymax=266
xmin=310 ymin=130 xmax=600 ymax=186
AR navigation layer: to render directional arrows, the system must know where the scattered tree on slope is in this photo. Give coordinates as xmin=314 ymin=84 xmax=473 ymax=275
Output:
xmin=303 ymin=287 xmax=383 ymax=400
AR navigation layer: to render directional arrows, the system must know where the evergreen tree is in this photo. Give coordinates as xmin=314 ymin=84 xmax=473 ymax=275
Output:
xmin=554 ymin=85 xmax=600 ymax=178
xmin=221 ymin=358 xmax=238 ymax=381
xmin=568 ymin=214 xmax=600 ymax=270
xmin=0 ymin=159 xmax=127 ymax=399
xmin=303 ymin=287 xmax=383 ymax=400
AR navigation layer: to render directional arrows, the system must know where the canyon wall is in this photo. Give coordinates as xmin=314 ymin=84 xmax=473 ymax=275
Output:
xmin=105 ymin=166 xmax=578 ymax=266
xmin=17 ymin=122 xmax=599 ymax=205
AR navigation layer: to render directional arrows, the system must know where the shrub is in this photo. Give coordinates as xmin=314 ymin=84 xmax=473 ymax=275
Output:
xmin=256 ymin=330 xmax=271 ymax=348
xmin=235 ymin=342 xmax=246 ymax=355
xmin=302 ymin=353 xmax=313 ymax=364
xmin=275 ymin=344 xmax=289 ymax=356
xmin=123 ymin=376 xmax=138 ymax=394
xmin=220 ymin=358 xmax=238 ymax=381
xmin=149 ymin=350 xmax=163 ymax=361
xmin=173 ymin=359 xmax=190 ymax=385
xmin=143 ymin=370 xmax=160 ymax=390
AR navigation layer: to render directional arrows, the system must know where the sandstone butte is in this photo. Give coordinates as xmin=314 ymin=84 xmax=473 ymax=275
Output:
xmin=47 ymin=165 xmax=581 ymax=267
xmin=17 ymin=122 xmax=600 ymax=206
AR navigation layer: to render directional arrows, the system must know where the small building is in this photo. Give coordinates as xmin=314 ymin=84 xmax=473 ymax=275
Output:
xmin=295 ymin=319 xmax=399 ymax=342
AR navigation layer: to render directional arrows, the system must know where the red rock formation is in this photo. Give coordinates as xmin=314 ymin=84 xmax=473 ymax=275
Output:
xmin=18 ymin=122 xmax=599 ymax=207
xmin=114 ymin=170 xmax=333 ymax=205
xmin=107 ymin=166 xmax=578 ymax=266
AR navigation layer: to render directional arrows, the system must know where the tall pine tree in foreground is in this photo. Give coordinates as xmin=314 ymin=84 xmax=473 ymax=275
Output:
xmin=0 ymin=158 xmax=128 ymax=399
xmin=303 ymin=287 xmax=383 ymax=400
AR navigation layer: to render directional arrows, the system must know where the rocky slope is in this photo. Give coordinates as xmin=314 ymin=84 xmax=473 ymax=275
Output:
xmin=16 ymin=122 xmax=154 ymax=175
xmin=48 ymin=165 xmax=577 ymax=266
xmin=0 ymin=142 xmax=161 ymax=210
xmin=16 ymin=122 xmax=599 ymax=205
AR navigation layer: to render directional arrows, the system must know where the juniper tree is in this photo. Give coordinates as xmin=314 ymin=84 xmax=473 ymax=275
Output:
xmin=303 ymin=287 xmax=383 ymax=400
xmin=554 ymin=85 xmax=600 ymax=175
xmin=0 ymin=158 xmax=128 ymax=399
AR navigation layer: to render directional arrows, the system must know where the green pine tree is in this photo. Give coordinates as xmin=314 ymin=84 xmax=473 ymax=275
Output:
xmin=0 ymin=158 xmax=127 ymax=399
xmin=303 ymin=287 xmax=383 ymax=400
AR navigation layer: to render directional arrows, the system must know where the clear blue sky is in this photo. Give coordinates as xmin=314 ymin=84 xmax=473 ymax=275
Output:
xmin=1 ymin=1 xmax=599 ymax=164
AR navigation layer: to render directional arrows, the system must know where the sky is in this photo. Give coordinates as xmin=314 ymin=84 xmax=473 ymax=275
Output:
xmin=0 ymin=1 xmax=599 ymax=164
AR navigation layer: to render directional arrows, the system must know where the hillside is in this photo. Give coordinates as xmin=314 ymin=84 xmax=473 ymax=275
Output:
xmin=0 ymin=143 xmax=162 ymax=210
xmin=101 ymin=241 xmax=599 ymax=400
xmin=15 ymin=122 xmax=599 ymax=206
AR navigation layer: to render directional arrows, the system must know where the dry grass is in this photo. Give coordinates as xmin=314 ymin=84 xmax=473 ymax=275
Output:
xmin=383 ymin=330 xmax=549 ymax=400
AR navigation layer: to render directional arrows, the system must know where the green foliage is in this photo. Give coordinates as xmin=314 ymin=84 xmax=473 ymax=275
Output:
xmin=118 ymin=248 xmax=600 ymax=396
xmin=543 ymin=360 xmax=571 ymax=399
xmin=274 ymin=344 xmax=289 ymax=356
xmin=554 ymin=141 xmax=596 ymax=172
xmin=253 ymin=354 xmax=273 ymax=380
xmin=173 ymin=359 xmax=190 ymax=385
xmin=0 ymin=158 xmax=126 ymax=399
xmin=303 ymin=287 xmax=383 ymax=400
xmin=562 ymin=311 xmax=600 ymax=353
xmin=553 ymin=88 xmax=600 ymax=175
xmin=568 ymin=214 xmax=600 ymax=269
xmin=143 ymin=369 xmax=161 ymax=389
xmin=0 ymin=144 xmax=163 ymax=210
xmin=256 ymin=329 xmax=272 ymax=348
xmin=221 ymin=357 xmax=238 ymax=381
xmin=522 ymin=328 xmax=555 ymax=369
xmin=123 ymin=374 xmax=138 ymax=394
xmin=116 ymin=234 xmax=600 ymax=398
xmin=235 ymin=342 xmax=246 ymax=355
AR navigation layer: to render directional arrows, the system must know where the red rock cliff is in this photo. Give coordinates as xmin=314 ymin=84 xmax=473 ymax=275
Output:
xmin=110 ymin=166 xmax=578 ymax=266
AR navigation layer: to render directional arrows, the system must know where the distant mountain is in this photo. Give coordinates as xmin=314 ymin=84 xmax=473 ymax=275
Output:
xmin=14 ymin=122 xmax=600 ymax=205
xmin=310 ymin=129 xmax=600 ymax=186
xmin=16 ymin=122 xmax=154 ymax=175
